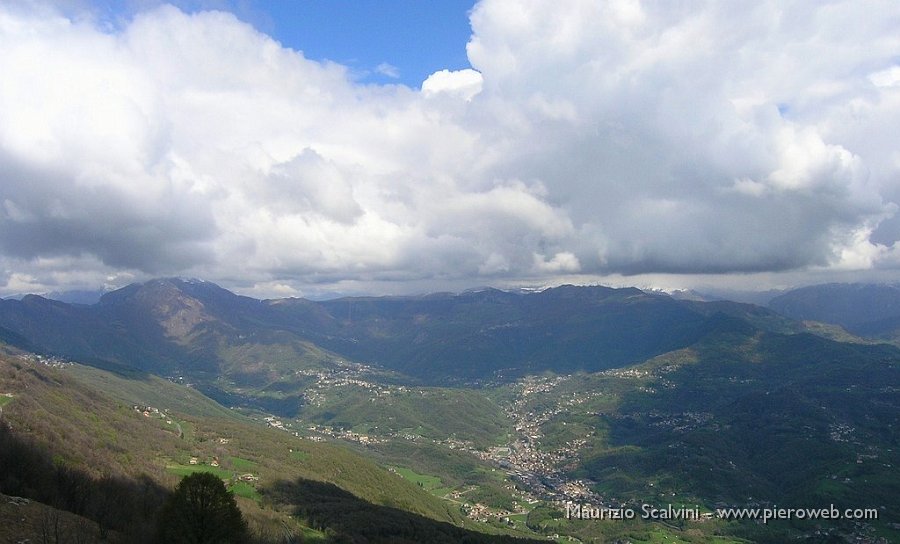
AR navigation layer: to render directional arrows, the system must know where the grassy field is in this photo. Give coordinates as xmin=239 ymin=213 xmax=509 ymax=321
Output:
xmin=229 ymin=456 xmax=258 ymax=471
xmin=394 ymin=466 xmax=445 ymax=494
xmin=0 ymin=393 xmax=12 ymax=407
xmin=165 ymin=462 xmax=263 ymax=502
xmin=166 ymin=463 xmax=235 ymax=480
xmin=228 ymin=481 xmax=262 ymax=502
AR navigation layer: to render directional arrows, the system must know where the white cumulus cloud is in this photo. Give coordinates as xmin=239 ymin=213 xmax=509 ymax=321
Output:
xmin=422 ymin=68 xmax=483 ymax=100
xmin=1 ymin=0 xmax=899 ymax=297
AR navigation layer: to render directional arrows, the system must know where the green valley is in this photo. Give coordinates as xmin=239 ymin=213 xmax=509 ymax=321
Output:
xmin=0 ymin=350 xmax=543 ymax=543
xmin=1 ymin=280 xmax=898 ymax=543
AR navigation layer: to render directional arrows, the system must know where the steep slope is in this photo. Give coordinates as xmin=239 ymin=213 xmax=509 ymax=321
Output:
xmin=0 ymin=279 xmax=344 ymax=414
xmin=0 ymin=352 xmax=542 ymax=542
xmin=0 ymin=492 xmax=128 ymax=544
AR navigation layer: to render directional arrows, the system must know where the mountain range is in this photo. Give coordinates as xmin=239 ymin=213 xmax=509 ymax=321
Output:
xmin=0 ymin=278 xmax=848 ymax=386
xmin=1 ymin=278 xmax=898 ymax=542
xmin=769 ymin=283 xmax=900 ymax=340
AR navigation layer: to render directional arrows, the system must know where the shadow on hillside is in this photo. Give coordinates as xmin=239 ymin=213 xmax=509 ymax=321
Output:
xmin=0 ymin=422 xmax=310 ymax=544
xmin=0 ymin=421 xmax=168 ymax=543
xmin=263 ymin=478 xmax=541 ymax=544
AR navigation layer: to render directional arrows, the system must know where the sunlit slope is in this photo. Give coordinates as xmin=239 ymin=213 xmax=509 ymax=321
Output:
xmin=66 ymin=363 xmax=240 ymax=420
xmin=300 ymin=384 xmax=511 ymax=448
xmin=0 ymin=353 xmax=511 ymax=535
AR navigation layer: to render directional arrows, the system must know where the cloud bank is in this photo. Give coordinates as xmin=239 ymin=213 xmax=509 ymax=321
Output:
xmin=1 ymin=1 xmax=899 ymax=297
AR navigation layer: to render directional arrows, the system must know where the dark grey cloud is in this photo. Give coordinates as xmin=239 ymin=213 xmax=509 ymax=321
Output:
xmin=0 ymin=151 xmax=216 ymax=272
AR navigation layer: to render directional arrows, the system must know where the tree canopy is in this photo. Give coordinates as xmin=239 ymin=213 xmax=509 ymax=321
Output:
xmin=157 ymin=472 xmax=249 ymax=544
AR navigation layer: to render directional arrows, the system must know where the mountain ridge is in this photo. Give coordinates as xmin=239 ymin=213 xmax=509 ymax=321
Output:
xmin=0 ymin=278 xmax=887 ymax=412
xmin=769 ymin=282 xmax=900 ymax=338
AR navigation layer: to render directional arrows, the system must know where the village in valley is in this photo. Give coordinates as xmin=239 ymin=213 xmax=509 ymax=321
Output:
xmin=246 ymin=363 xmax=616 ymax=524
xmin=10 ymin=350 xmax=889 ymax=543
xmin=1 ymin=347 xmax=892 ymax=544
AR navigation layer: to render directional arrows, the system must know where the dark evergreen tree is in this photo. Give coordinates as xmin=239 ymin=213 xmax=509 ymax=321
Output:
xmin=157 ymin=472 xmax=249 ymax=544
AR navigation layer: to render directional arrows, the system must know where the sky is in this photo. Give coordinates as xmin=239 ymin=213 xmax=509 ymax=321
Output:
xmin=69 ymin=0 xmax=476 ymax=87
xmin=1 ymin=1 xmax=899 ymax=299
